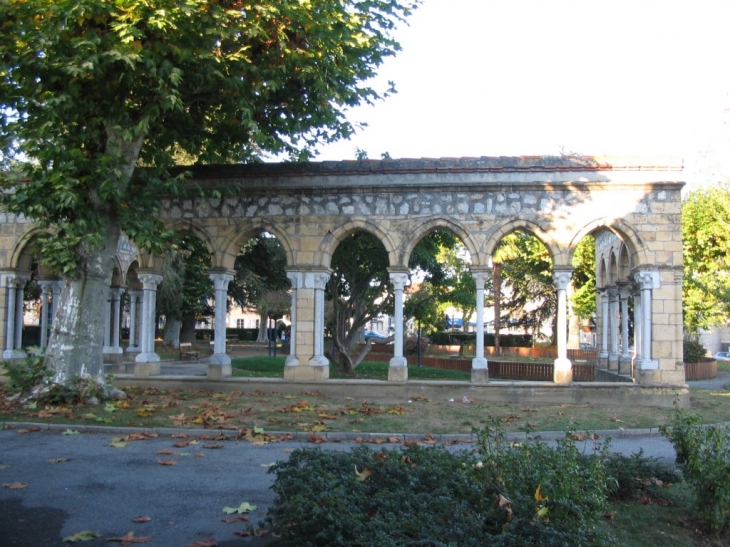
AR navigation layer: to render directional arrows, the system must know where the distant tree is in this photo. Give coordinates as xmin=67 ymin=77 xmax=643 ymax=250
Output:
xmin=682 ymin=182 xmax=730 ymax=332
xmin=156 ymin=235 xmax=213 ymax=346
xmin=0 ymin=0 xmax=418 ymax=387
xmin=570 ymin=235 xmax=596 ymax=319
xmin=496 ymin=232 xmax=555 ymax=342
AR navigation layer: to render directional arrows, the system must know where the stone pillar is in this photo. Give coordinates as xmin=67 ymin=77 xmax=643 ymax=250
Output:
xmin=618 ymin=283 xmax=631 ymax=373
xmin=388 ymin=271 xmax=409 ymax=382
xmin=607 ymin=286 xmax=620 ymax=371
xmin=553 ymin=269 xmax=573 ymax=384
xmin=633 ymin=286 xmax=642 ymax=363
xmin=2 ymin=274 xmax=28 ymax=359
xmin=634 ymin=271 xmax=659 ymax=373
xmin=598 ymin=289 xmax=609 ymax=363
xmin=104 ymin=288 xmax=124 ymax=365
xmin=284 ymin=269 xmax=330 ymax=381
xmin=471 ymin=269 xmax=490 ymax=384
xmin=208 ymin=270 xmax=234 ymax=379
xmin=37 ymin=280 xmax=53 ymax=349
xmin=103 ymin=290 xmax=113 ymax=349
xmin=134 ymin=272 xmax=162 ymax=376
xmin=127 ymin=290 xmax=143 ymax=353
xmin=285 ymin=271 xmax=301 ymax=367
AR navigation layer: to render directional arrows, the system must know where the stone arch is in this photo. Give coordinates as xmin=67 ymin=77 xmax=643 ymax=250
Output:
xmin=484 ymin=218 xmax=561 ymax=267
xmin=608 ymin=252 xmax=618 ymax=285
xmin=8 ymin=228 xmax=47 ymax=274
xmin=164 ymin=221 xmax=217 ymax=258
xmin=618 ymin=244 xmax=632 ymax=280
xmin=219 ymin=220 xmax=295 ymax=272
xmin=400 ymin=218 xmax=480 ymax=267
xmin=598 ymin=256 xmax=609 ymax=288
xmin=111 ymin=257 xmax=125 ymax=286
xmin=318 ymin=218 xmax=398 ymax=269
xmin=568 ymin=217 xmax=648 ymax=270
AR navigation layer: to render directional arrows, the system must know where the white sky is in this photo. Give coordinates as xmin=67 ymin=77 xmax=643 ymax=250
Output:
xmin=313 ymin=0 xmax=730 ymax=184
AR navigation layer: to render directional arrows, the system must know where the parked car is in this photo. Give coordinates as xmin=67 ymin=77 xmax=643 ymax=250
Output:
xmin=713 ymin=351 xmax=730 ymax=361
xmin=364 ymin=331 xmax=387 ymax=341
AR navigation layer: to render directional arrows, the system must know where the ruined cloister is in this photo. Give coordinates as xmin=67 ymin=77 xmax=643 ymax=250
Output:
xmin=0 ymin=156 xmax=687 ymax=404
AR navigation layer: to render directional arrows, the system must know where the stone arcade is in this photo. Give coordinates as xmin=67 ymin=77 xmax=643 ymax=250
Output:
xmin=0 ymin=156 xmax=687 ymax=401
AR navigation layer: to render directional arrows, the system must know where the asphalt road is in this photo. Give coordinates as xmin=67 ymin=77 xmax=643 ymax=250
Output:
xmin=0 ymin=424 xmax=680 ymax=547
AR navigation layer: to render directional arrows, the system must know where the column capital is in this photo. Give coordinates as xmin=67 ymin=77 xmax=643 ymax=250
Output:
xmin=286 ymin=270 xmax=303 ymax=289
xmin=552 ymin=269 xmax=572 ymax=290
xmin=301 ymin=269 xmax=331 ymax=290
xmin=138 ymin=272 xmax=163 ymax=289
xmin=388 ymin=271 xmax=409 ymax=291
xmin=470 ymin=267 xmax=491 ymax=289
xmin=634 ymin=270 xmax=660 ymax=290
xmin=208 ymin=271 xmax=234 ymax=291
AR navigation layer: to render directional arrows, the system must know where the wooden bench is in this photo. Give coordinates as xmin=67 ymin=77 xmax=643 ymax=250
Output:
xmin=179 ymin=342 xmax=199 ymax=360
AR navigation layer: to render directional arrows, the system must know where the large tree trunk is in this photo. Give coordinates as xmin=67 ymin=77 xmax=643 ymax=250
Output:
xmin=180 ymin=316 xmax=197 ymax=344
xmin=256 ymin=313 xmax=268 ymax=342
xmin=163 ymin=315 xmax=181 ymax=348
xmin=44 ymin=225 xmax=120 ymax=384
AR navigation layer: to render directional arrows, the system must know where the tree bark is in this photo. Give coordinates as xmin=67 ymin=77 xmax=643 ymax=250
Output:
xmin=163 ymin=315 xmax=181 ymax=348
xmin=44 ymin=223 xmax=120 ymax=384
xmin=180 ymin=316 xmax=197 ymax=343
xmin=256 ymin=313 xmax=268 ymax=342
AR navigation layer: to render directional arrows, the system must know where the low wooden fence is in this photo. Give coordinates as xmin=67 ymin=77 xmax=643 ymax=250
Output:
xmin=684 ymin=359 xmax=718 ymax=380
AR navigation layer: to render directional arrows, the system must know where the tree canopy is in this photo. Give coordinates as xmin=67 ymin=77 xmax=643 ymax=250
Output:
xmin=682 ymin=182 xmax=730 ymax=333
xmin=0 ymin=0 xmax=418 ymax=383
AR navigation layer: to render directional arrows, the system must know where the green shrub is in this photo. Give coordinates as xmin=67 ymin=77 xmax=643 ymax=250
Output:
xmin=1 ymin=353 xmax=50 ymax=394
xmin=403 ymin=336 xmax=428 ymax=356
xmin=266 ymin=428 xmax=615 ymax=546
xmin=683 ymin=336 xmax=708 ymax=364
xmin=660 ymin=404 xmax=730 ymax=535
xmin=602 ymin=450 xmax=681 ymax=502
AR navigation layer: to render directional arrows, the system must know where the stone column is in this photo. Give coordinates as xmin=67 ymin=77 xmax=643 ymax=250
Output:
xmin=103 ymin=290 xmax=113 ymax=349
xmin=553 ymin=269 xmax=573 ymax=384
xmin=37 ymin=280 xmax=53 ymax=349
xmin=388 ymin=271 xmax=409 ymax=382
xmin=308 ymin=271 xmax=330 ymax=368
xmin=134 ymin=272 xmax=163 ymax=375
xmin=126 ymin=290 xmax=143 ymax=353
xmin=634 ymin=271 xmax=659 ymax=372
xmin=2 ymin=274 xmax=27 ymax=359
xmin=632 ymin=286 xmax=642 ymax=363
xmin=607 ymin=286 xmax=620 ymax=370
xmin=598 ymin=289 xmax=609 ymax=363
xmin=208 ymin=270 xmax=234 ymax=379
xmin=285 ymin=271 xmax=301 ymax=367
xmin=618 ymin=283 xmax=631 ymax=373
xmin=471 ymin=269 xmax=490 ymax=384
xmin=103 ymin=288 xmax=124 ymax=365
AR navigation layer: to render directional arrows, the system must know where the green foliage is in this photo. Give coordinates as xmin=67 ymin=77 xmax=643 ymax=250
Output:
xmin=1 ymin=354 xmax=50 ymax=394
xmin=682 ymin=336 xmax=707 ymax=364
xmin=37 ymin=375 xmax=111 ymax=405
xmin=495 ymin=232 xmax=555 ymax=341
xmin=231 ymin=233 xmax=289 ymax=311
xmin=403 ymin=335 xmax=428 ymax=356
xmin=660 ymin=405 xmax=730 ymax=535
xmin=266 ymin=435 xmax=616 ymax=547
xmin=570 ymin=235 xmax=597 ymax=319
xmin=682 ymin=182 xmax=730 ymax=332
xmin=474 ymin=420 xmax=612 ymax=544
xmin=602 ymin=450 xmax=681 ymax=502
xmin=0 ymin=0 xmax=419 ymax=275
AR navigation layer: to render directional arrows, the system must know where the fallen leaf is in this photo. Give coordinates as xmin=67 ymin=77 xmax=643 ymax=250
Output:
xmin=107 ymin=531 xmax=151 ymax=544
xmin=156 ymin=450 xmax=178 ymax=455
xmin=62 ymin=429 xmax=80 ymax=435
xmin=0 ymin=464 xmax=10 ymax=469
xmin=202 ymin=444 xmax=223 ymax=449
xmin=222 ymin=502 xmax=257 ymax=515
xmin=109 ymin=441 xmax=128 ymax=448
xmin=132 ymin=516 xmax=152 ymax=523
xmin=157 ymin=460 xmax=177 ymax=466
xmin=354 ymin=466 xmax=373 ymax=482
xmin=187 ymin=540 xmax=217 ymax=547
xmin=63 ymin=530 xmax=101 ymax=542
xmin=3 ymin=481 xmax=28 ymax=489
xmin=48 ymin=458 xmax=70 ymax=464
xmin=222 ymin=516 xmax=249 ymax=523
xmin=602 ymin=511 xmax=617 ymax=519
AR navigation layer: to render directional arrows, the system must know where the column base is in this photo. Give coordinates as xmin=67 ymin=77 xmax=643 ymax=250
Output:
xmin=618 ymin=355 xmax=633 ymax=376
xmin=135 ymin=352 xmax=160 ymax=363
xmin=133 ymin=362 xmax=161 ymax=377
xmin=607 ymin=353 xmax=620 ymax=371
xmin=208 ymin=363 xmax=232 ymax=380
xmin=285 ymin=361 xmax=330 ymax=381
xmin=471 ymin=357 xmax=489 ymax=384
xmin=209 ymin=353 xmax=231 ymax=366
xmin=553 ymin=357 xmax=573 ymax=384
xmin=2 ymin=349 xmax=26 ymax=359
xmin=388 ymin=357 xmax=408 ymax=383
xmin=634 ymin=365 xmax=685 ymax=387
xmin=285 ymin=355 xmax=300 ymax=367
xmin=126 ymin=346 xmax=141 ymax=354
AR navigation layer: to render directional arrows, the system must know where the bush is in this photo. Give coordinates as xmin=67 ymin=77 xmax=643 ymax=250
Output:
xmin=266 ymin=427 xmax=615 ymax=546
xmin=403 ymin=336 xmax=428 ymax=356
xmin=1 ymin=353 xmax=50 ymax=395
xmin=683 ymin=336 xmax=708 ymax=364
xmin=660 ymin=404 xmax=730 ymax=536
xmin=602 ymin=450 xmax=681 ymax=502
